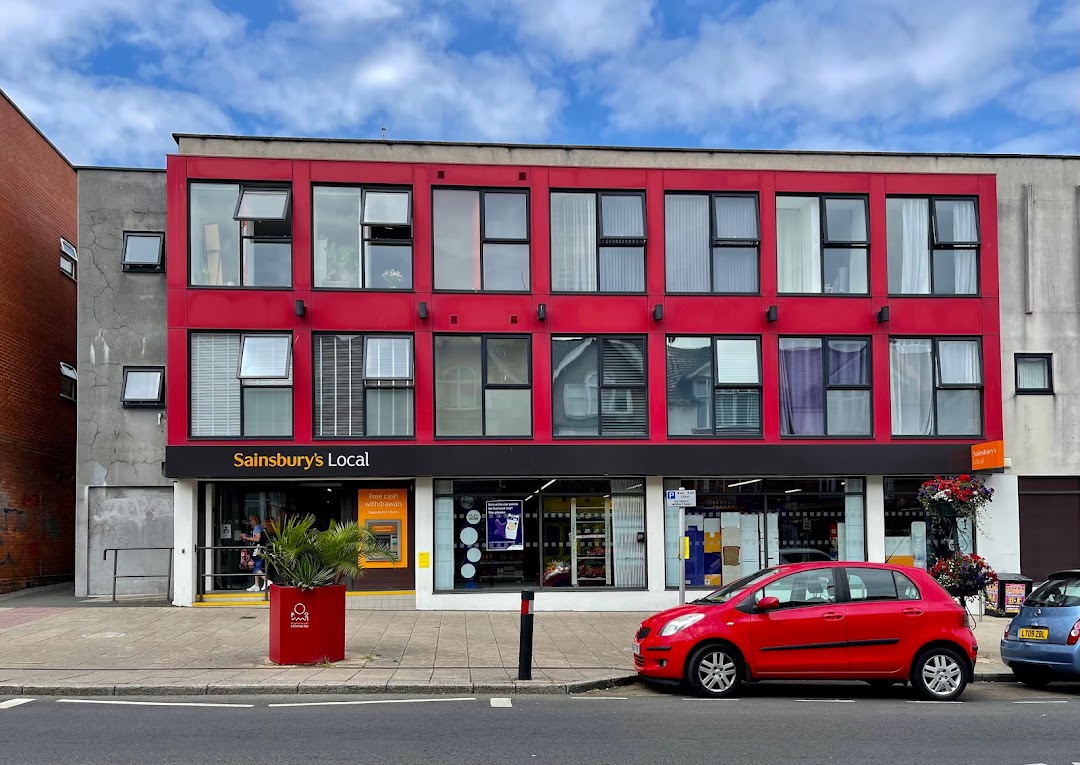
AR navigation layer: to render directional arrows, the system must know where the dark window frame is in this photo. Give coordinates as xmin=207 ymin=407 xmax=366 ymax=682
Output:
xmin=310 ymin=183 xmax=414 ymax=292
xmin=121 ymin=365 xmax=166 ymax=408
xmin=887 ymin=195 xmax=981 ymax=297
xmin=1015 ymin=353 xmax=1053 ymax=395
xmin=122 ymin=231 xmax=166 ymax=272
xmin=187 ymin=181 xmax=294 ymax=291
xmin=434 ymin=334 xmax=533 ymax=438
xmin=550 ymin=190 xmax=647 ymax=295
xmin=889 ymin=335 xmax=984 ymax=438
xmin=187 ymin=330 xmax=295 ymax=440
xmin=666 ymin=334 xmax=763 ymax=438
xmin=778 ymin=335 xmax=874 ymax=439
xmin=60 ymin=361 xmax=77 ymax=402
xmin=432 ymin=186 xmax=531 ymax=293
xmin=776 ymin=193 xmax=870 ymax=296
xmin=664 ymin=191 xmax=761 ymax=295
xmin=312 ymin=333 xmax=416 ymax=439
xmin=60 ymin=237 xmax=78 ymax=281
xmin=552 ymin=334 xmax=649 ymax=439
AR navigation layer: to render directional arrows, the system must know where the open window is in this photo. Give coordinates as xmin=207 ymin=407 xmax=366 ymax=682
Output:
xmin=122 ymin=366 xmax=165 ymax=407
xmin=122 ymin=232 xmax=165 ymax=272
xmin=238 ymin=334 xmax=292 ymax=380
xmin=60 ymin=237 xmax=78 ymax=280
xmin=313 ymin=186 xmax=413 ymax=289
xmin=60 ymin=362 xmax=77 ymax=401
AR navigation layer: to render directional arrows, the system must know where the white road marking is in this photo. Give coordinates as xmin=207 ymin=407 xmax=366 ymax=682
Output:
xmin=269 ymin=697 xmax=476 ymax=709
xmin=571 ymin=696 xmax=627 ymax=700
xmin=907 ymin=700 xmax=963 ymax=704
xmin=490 ymin=697 xmax=512 ymax=708
xmin=0 ymin=698 xmax=34 ymax=709
xmin=1013 ymin=700 xmax=1068 ymax=704
xmin=682 ymin=698 xmax=739 ymax=701
xmin=57 ymin=699 xmax=253 ymax=708
xmin=797 ymin=699 xmax=855 ymax=703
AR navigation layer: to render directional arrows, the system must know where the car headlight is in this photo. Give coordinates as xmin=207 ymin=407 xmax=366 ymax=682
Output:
xmin=659 ymin=613 xmax=705 ymax=636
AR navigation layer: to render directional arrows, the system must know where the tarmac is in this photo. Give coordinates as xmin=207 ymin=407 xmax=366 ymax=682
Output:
xmin=0 ymin=583 xmax=1013 ymax=696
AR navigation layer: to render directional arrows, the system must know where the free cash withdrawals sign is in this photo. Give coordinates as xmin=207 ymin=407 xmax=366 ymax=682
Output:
xmin=358 ymin=489 xmax=407 ymax=569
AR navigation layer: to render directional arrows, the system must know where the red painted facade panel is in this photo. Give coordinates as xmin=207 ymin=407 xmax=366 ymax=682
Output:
xmin=166 ymin=157 xmax=1002 ymax=452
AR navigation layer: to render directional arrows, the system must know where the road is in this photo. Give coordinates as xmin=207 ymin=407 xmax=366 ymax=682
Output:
xmin=1 ymin=682 xmax=1079 ymax=765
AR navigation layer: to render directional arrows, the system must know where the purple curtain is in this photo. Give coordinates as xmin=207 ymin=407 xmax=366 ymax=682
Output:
xmin=828 ymin=341 xmax=868 ymax=385
xmin=779 ymin=340 xmax=823 ymax=435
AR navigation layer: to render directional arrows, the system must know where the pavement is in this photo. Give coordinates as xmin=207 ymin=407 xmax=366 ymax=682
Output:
xmin=0 ymin=583 xmax=1012 ymax=697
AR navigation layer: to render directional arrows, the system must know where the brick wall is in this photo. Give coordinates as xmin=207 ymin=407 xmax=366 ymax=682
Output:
xmin=0 ymin=92 xmax=77 ymax=592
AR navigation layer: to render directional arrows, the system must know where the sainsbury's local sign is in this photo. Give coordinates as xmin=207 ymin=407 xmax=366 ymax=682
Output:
xmin=232 ymin=451 xmax=371 ymax=470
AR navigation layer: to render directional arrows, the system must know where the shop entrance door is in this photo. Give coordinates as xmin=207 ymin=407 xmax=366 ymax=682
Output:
xmin=209 ymin=486 xmax=288 ymax=591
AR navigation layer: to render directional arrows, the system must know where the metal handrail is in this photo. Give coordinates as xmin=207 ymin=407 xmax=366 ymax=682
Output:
xmin=102 ymin=547 xmax=174 ymax=603
xmin=195 ymin=544 xmax=270 ymax=603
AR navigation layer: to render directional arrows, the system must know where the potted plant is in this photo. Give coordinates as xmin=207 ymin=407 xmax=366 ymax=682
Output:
xmin=260 ymin=514 xmax=392 ymax=665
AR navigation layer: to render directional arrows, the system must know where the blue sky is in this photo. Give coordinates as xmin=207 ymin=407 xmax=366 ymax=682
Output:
xmin=1 ymin=0 xmax=1076 ymax=167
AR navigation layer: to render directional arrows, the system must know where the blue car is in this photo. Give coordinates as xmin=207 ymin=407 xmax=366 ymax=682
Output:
xmin=1000 ymin=570 xmax=1080 ymax=687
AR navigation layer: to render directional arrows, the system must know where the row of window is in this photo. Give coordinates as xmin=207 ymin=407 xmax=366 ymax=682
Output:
xmin=183 ymin=184 xmax=982 ymax=296
xmin=172 ymin=332 xmax=997 ymax=439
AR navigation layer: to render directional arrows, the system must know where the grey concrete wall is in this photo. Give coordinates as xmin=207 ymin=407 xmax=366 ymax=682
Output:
xmin=76 ymin=168 xmax=171 ymax=596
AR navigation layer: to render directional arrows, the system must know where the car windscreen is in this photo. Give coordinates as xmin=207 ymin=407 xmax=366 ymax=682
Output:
xmin=696 ymin=568 xmax=781 ymax=604
xmin=1025 ymin=576 xmax=1080 ymax=608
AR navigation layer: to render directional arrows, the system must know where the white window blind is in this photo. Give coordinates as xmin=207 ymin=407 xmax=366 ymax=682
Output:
xmin=191 ymin=334 xmax=241 ymax=436
xmin=715 ymin=339 xmax=760 ymax=384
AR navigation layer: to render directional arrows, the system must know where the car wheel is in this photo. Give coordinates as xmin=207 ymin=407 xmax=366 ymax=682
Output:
xmin=911 ymin=646 xmax=968 ymax=701
xmin=686 ymin=643 xmax=743 ymax=698
xmin=1012 ymin=666 xmax=1053 ymax=689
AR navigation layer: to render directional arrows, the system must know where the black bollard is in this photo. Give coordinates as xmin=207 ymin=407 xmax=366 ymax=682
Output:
xmin=518 ymin=589 xmax=534 ymax=680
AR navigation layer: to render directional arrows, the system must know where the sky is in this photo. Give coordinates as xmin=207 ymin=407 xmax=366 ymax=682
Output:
xmin=0 ymin=0 xmax=1077 ymax=167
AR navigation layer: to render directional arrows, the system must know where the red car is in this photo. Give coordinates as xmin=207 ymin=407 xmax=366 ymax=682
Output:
xmin=634 ymin=562 xmax=978 ymax=700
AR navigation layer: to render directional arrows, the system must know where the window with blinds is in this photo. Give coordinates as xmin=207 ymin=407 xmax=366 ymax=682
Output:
xmin=665 ymin=193 xmax=759 ymax=293
xmin=553 ymin=336 xmax=647 ymax=437
xmin=667 ymin=336 xmax=761 ymax=437
xmin=314 ymin=334 xmax=414 ymax=437
xmin=190 ymin=333 xmax=293 ymax=437
xmin=550 ymin=191 xmax=646 ymax=293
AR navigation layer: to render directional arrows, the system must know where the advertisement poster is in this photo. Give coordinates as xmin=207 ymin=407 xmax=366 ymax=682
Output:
xmin=486 ymin=500 xmax=524 ymax=551
xmin=357 ymin=489 xmax=408 ymax=568
xmin=1005 ymin=582 xmax=1027 ymax=613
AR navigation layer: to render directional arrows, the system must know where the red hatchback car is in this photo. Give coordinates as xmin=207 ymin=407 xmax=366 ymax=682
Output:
xmin=635 ymin=562 xmax=978 ymax=700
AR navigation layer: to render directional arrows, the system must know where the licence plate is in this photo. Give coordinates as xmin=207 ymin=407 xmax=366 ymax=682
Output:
xmin=1019 ymin=627 xmax=1048 ymax=640
xmin=632 ymin=641 xmax=641 ymax=655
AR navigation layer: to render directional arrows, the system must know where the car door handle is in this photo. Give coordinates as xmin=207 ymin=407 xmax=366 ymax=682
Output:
xmin=822 ymin=611 xmax=845 ymax=621
xmin=902 ymin=608 xmax=924 ymax=616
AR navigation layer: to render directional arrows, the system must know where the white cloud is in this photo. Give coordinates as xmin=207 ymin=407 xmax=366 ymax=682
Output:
xmin=500 ymin=0 xmax=655 ymax=61
xmin=290 ymin=0 xmax=410 ymax=28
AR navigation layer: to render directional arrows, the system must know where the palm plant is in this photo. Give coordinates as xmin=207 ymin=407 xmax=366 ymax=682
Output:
xmin=261 ymin=514 xmax=395 ymax=590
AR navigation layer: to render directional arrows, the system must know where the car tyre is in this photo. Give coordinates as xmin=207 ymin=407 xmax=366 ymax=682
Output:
xmin=686 ymin=643 xmax=743 ymax=699
xmin=911 ymin=646 xmax=968 ymax=701
xmin=1012 ymin=666 xmax=1053 ymax=689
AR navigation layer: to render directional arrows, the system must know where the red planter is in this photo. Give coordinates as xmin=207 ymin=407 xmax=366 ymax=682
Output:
xmin=268 ymin=583 xmax=346 ymax=665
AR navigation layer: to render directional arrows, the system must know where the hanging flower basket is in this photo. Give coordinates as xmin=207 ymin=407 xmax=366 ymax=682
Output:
xmin=917 ymin=475 xmax=994 ymax=524
xmin=930 ymin=553 xmax=998 ymax=600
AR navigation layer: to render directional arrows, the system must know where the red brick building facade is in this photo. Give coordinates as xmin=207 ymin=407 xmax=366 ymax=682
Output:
xmin=0 ymin=90 xmax=77 ymax=592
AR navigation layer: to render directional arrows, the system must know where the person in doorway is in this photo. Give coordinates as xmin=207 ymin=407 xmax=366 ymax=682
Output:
xmin=241 ymin=515 xmax=267 ymax=591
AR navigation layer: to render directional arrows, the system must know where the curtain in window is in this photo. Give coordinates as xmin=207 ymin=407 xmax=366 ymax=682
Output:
xmin=601 ymin=338 xmax=646 ymax=436
xmin=599 ymin=247 xmax=645 ymax=291
xmin=190 ymin=334 xmax=241 ymax=436
xmin=888 ymin=199 xmax=930 ymax=294
xmin=600 ymin=196 xmax=644 ymax=237
xmin=779 ymin=339 xmax=823 ymax=435
xmin=713 ymin=248 xmax=758 ymax=292
xmin=242 ymin=388 xmax=292 ymax=436
xmin=433 ymin=189 xmax=481 ymax=290
xmin=777 ymin=199 xmax=821 ymax=293
xmin=937 ymin=340 xmax=981 ymax=435
xmin=665 ymin=195 xmax=709 ymax=292
xmin=1017 ymin=357 xmax=1048 ymax=389
xmin=844 ymin=495 xmax=866 ymax=561
xmin=950 ymin=199 xmax=978 ymax=293
xmin=826 ymin=340 xmax=870 ymax=435
xmin=889 ymin=339 xmax=934 ymax=435
xmin=714 ymin=196 xmax=758 ymax=239
xmin=315 ymin=335 xmax=364 ymax=437
xmin=551 ymin=193 xmax=597 ymax=291
xmin=611 ymin=481 xmax=646 ymax=588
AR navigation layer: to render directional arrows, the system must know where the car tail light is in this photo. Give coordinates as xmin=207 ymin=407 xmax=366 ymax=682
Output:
xmin=1067 ymin=619 xmax=1080 ymax=646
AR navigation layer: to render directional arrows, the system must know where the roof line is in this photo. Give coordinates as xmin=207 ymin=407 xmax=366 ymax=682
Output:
xmin=74 ymin=165 xmax=166 ymax=173
xmin=1 ymin=87 xmax=74 ymax=169
xmin=171 ymin=131 xmax=1080 ymax=161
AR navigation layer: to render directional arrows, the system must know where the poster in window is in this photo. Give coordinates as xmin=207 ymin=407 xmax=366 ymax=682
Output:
xmin=358 ymin=489 xmax=408 ymax=568
xmin=486 ymin=499 xmax=524 ymax=551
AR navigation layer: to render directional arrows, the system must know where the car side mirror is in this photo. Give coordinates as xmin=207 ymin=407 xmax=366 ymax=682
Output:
xmin=756 ymin=596 xmax=781 ymax=611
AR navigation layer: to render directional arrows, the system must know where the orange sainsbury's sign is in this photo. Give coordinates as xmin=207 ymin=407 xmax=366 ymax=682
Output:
xmin=971 ymin=440 xmax=1005 ymax=471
